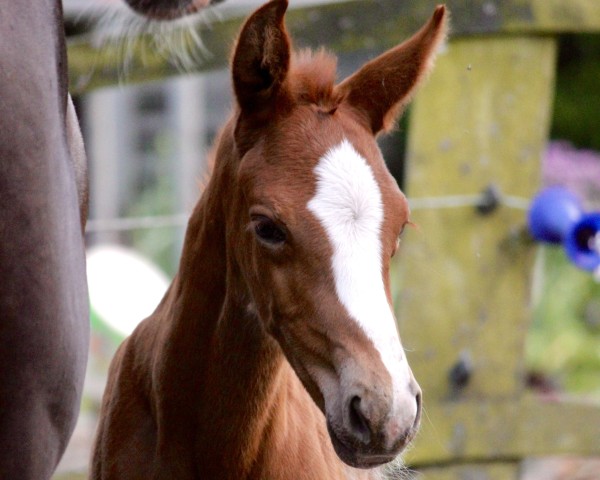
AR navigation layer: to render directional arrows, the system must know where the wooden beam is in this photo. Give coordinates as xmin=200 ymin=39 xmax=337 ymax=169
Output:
xmin=509 ymin=0 xmax=600 ymax=33
xmin=414 ymin=462 xmax=520 ymax=480
xmin=397 ymin=36 xmax=556 ymax=400
xmin=395 ymin=28 xmax=600 ymax=472
xmin=404 ymin=398 xmax=600 ymax=466
xmin=67 ymin=0 xmax=600 ymax=95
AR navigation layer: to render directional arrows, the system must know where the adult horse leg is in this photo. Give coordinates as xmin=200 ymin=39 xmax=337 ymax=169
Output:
xmin=1 ymin=0 xmax=224 ymax=476
xmin=0 ymin=2 xmax=89 ymax=478
xmin=66 ymin=94 xmax=89 ymax=230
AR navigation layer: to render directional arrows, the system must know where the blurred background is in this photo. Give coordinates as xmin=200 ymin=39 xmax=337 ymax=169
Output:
xmin=56 ymin=0 xmax=600 ymax=478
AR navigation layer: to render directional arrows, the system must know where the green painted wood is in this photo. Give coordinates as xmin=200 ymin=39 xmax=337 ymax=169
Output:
xmin=397 ymin=36 xmax=556 ymax=400
xmin=404 ymin=398 xmax=600 ymax=466
xmin=508 ymin=0 xmax=600 ymax=33
xmin=396 ymin=33 xmax=600 ymax=470
xmin=413 ymin=462 xmax=519 ymax=480
xmin=66 ymin=0 xmax=600 ymax=94
xmin=52 ymin=473 xmax=86 ymax=480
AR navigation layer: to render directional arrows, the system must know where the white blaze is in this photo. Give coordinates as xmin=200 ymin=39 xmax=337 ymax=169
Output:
xmin=307 ymin=139 xmax=410 ymax=404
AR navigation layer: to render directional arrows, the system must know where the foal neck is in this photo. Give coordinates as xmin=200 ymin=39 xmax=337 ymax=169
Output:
xmin=158 ymin=123 xmax=289 ymax=471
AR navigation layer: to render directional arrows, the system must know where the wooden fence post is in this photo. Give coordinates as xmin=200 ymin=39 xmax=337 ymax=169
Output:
xmin=397 ymin=35 xmax=600 ymax=477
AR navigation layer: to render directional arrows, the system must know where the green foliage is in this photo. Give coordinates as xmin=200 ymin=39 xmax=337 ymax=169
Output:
xmin=127 ymin=130 xmax=181 ymax=277
xmin=528 ymin=34 xmax=600 ymax=397
xmin=552 ymin=34 xmax=600 ymax=151
xmin=527 ymin=247 xmax=600 ymax=396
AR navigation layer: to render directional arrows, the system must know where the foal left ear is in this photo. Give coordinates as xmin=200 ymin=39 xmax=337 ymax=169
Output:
xmin=232 ymin=0 xmax=291 ymax=117
xmin=336 ymin=5 xmax=448 ymax=135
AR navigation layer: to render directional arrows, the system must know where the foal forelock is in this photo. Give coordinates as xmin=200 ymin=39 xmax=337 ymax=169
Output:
xmin=307 ymin=139 xmax=409 ymax=401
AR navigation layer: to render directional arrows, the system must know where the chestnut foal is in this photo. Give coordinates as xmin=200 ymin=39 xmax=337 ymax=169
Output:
xmin=92 ymin=1 xmax=447 ymax=478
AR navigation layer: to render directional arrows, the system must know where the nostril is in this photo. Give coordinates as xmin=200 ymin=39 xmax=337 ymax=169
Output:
xmin=412 ymin=391 xmax=423 ymax=429
xmin=415 ymin=391 xmax=422 ymax=410
xmin=348 ymin=396 xmax=371 ymax=444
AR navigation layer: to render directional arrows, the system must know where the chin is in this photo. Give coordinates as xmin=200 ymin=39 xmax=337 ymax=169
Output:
xmin=326 ymin=421 xmax=402 ymax=470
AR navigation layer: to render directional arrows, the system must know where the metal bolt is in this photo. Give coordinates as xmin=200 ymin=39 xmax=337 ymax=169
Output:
xmin=476 ymin=184 xmax=501 ymax=215
xmin=448 ymin=351 xmax=473 ymax=390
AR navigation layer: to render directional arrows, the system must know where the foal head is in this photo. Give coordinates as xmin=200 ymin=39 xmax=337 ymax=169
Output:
xmin=227 ymin=0 xmax=447 ymax=469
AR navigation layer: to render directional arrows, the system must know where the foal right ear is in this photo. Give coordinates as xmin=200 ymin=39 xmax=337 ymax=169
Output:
xmin=336 ymin=6 xmax=448 ymax=135
xmin=232 ymin=0 xmax=291 ymax=117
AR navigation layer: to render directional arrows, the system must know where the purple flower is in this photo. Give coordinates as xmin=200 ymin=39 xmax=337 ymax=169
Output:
xmin=544 ymin=141 xmax=600 ymax=209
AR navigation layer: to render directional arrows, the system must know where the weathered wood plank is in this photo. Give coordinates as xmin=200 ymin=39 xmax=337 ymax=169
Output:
xmin=412 ymin=462 xmax=520 ymax=480
xmin=508 ymin=0 xmax=600 ymax=33
xmin=66 ymin=0 xmax=600 ymax=94
xmin=404 ymin=398 xmax=600 ymax=466
xmin=396 ymin=35 xmax=600 ymax=469
xmin=396 ymin=36 xmax=556 ymax=400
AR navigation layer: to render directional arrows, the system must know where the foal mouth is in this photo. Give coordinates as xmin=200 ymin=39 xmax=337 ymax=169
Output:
xmin=326 ymin=421 xmax=409 ymax=469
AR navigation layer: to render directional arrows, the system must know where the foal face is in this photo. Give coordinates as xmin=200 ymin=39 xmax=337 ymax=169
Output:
xmin=236 ymin=108 xmax=420 ymax=467
xmin=229 ymin=0 xmax=447 ymax=468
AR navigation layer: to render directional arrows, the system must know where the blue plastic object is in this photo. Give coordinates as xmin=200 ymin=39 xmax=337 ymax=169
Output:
xmin=528 ymin=186 xmax=600 ymax=273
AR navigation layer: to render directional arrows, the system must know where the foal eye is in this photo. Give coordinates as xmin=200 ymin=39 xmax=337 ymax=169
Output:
xmin=252 ymin=215 xmax=286 ymax=245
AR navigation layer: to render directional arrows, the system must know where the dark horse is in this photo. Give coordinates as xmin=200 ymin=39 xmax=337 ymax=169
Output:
xmin=0 ymin=0 xmax=216 ymax=478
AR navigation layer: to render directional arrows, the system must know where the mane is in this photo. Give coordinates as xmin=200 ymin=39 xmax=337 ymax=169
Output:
xmin=288 ymin=48 xmax=341 ymax=110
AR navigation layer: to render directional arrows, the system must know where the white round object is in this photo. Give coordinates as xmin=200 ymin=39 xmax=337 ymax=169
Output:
xmin=87 ymin=244 xmax=170 ymax=338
